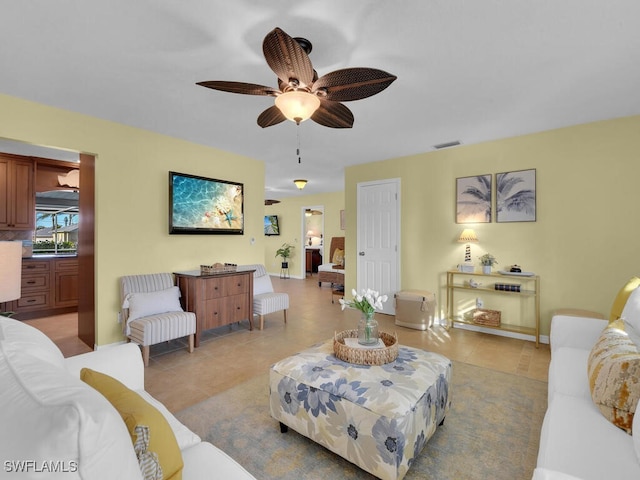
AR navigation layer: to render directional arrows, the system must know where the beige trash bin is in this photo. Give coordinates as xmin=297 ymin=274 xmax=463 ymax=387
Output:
xmin=394 ymin=290 xmax=436 ymax=330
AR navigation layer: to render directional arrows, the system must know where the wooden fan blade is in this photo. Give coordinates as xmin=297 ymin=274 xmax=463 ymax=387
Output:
xmin=257 ymin=105 xmax=287 ymax=128
xmin=311 ymin=100 xmax=354 ymax=129
xmin=197 ymin=80 xmax=279 ymax=96
xmin=263 ymin=28 xmax=314 ymax=88
xmin=312 ymin=68 xmax=397 ymax=102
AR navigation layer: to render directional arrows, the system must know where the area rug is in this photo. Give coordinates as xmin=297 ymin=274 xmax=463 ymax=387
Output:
xmin=175 ymin=361 xmax=547 ymax=479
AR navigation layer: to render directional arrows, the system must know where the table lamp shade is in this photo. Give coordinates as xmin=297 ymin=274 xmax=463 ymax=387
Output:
xmin=457 ymin=229 xmax=479 ymax=243
xmin=0 ymin=241 xmax=22 ymax=303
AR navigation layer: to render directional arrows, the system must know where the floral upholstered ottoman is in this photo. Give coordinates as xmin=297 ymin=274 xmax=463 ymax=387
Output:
xmin=269 ymin=339 xmax=451 ymax=480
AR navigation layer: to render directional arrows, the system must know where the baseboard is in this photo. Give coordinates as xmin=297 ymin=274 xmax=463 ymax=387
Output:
xmin=453 ymin=321 xmax=549 ymax=345
xmin=95 ymin=340 xmax=127 ymax=350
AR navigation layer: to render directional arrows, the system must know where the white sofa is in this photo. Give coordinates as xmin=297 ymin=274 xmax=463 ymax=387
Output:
xmin=533 ymin=313 xmax=640 ymax=480
xmin=0 ymin=317 xmax=256 ymax=480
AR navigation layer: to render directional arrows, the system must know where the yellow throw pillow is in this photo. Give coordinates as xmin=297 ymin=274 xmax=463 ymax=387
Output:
xmin=610 ymin=277 xmax=640 ymax=323
xmin=332 ymin=248 xmax=345 ymax=266
xmin=81 ymin=368 xmax=183 ymax=480
xmin=587 ymin=320 xmax=640 ymax=434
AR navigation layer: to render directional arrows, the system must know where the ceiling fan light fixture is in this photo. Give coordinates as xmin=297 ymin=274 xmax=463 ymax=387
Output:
xmin=294 ymin=179 xmax=308 ymax=189
xmin=275 ymin=91 xmax=320 ymax=124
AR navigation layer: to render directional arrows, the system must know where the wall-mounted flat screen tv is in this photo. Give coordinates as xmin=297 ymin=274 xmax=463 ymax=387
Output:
xmin=169 ymin=171 xmax=243 ymax=235
xmin=264 ymin=215 xmax=280 ymax=236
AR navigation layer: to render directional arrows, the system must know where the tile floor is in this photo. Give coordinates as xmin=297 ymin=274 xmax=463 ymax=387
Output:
xmin=26 ymin=274 xmax=550 ymax=412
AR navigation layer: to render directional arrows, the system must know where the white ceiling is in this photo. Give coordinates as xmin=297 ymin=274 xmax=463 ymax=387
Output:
xmin=1 ymin=1 xmax=639 ymax=199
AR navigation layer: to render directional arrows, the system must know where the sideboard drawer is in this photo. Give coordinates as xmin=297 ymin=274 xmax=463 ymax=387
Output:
xmin=204 ymin=277 xmax=225 ymax=299
xmin=227 ymin=293 xmax=249 ymax=322
xmin=224 ymin=275 xmax=249 ymax=296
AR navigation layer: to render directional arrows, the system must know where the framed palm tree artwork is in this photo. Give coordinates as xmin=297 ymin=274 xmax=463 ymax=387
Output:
xmin=496 ymin=169 xmax=536 ymax=222
xmin=456 ymin=174 xmax=492 ymax=223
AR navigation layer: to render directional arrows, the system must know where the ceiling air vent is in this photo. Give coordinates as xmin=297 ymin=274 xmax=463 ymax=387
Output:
xmin=433 ymin=140 xmax=461 ymax=150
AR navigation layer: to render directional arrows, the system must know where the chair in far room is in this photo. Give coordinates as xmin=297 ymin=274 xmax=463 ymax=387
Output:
xmin=120 ymin=273 xmax=196 ymax=366
xmin=317 ymin=236 xmax=345 ymax=285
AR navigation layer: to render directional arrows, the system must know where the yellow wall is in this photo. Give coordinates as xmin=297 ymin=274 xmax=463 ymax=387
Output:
xmin=264 ymin=191 xmax=344 ymax=276
xmin=4 ymin=91 xmax=638 ymax=341
xmin=346 ymin=115 xmax=640 ymax=336
xmin=0 ymin=94 xmax=265 ymax=345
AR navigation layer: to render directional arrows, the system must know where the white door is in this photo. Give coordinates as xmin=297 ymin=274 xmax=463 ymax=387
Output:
xmin=357 ymin=179 xmax=400 ymax=315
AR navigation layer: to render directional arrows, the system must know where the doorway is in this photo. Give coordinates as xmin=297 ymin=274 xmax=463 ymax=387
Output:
xmin=356 ymin=179 xmax=400 ymax=315
xmin=300 ymin=205 xmax=324 ymax=278
xmin=0 ymin=138 xmax=95 ymax=347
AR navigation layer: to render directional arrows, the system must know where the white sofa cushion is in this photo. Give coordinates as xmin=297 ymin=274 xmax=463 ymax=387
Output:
xmin=65 ymin=343 xmax=145 ymax=391
xmin=0 ymin=341 xmax=142 ymax=479
xmin=181 ymin=442 xmax=256 ymax=480
xmin=547 ymin=347 xmax=591 ymax=404
xmin=549 ymin=315 xmax=606 ymax=357
xmin=137 ymin=390 xmax=201 ymax=450
xmin=537 ymin=393 xmax=640 ymax=480
xmin=532 ymin=468 xmax=585 ymax=480
xmin=0 ymin=316 xmax=65 ymax=368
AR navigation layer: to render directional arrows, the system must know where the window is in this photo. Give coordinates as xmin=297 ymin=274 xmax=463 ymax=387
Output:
xmin=33 ymin=191 xmax=79 ymax=255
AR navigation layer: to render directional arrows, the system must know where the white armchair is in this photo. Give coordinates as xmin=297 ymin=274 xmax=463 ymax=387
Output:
xmin=240 ymin=264 xmax=289 ymax=330
xmin=120 ymin=273 xmax=196 ymax=366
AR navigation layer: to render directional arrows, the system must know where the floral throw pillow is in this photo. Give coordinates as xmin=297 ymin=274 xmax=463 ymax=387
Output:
xmin=588 ymin=319 xmax=640 ymax=434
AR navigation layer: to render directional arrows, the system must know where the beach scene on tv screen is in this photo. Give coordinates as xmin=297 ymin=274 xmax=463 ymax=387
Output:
xmin=172 ymin=175 xmax=243 ymax=230
xmin=264 ymin=215 xmax=279 ymax=235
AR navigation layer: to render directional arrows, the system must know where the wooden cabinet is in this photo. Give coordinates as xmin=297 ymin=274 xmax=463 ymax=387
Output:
xmin=0 ymin=155 xmax=35 ymax=230
xmin=17 ymin=260 xmax=51 ymax=312
xmin=305 ymin=248 xmax=322 ymax=275
xmin=445 ymin=270 xmax=540 ymax=347
xmin=54 ymin=258 xmax=79 ymax=307
xmin=7 ymin=257 xmax=79 ymax=319
xmin=175 ymin=270 xmax=254 ymax=347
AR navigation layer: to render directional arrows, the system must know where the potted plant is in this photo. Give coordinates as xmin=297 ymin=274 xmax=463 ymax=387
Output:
xmin=479 ymin=253 xmax=498 ymax=274
xmin=275 ymin=243 xmax=294 ymax=268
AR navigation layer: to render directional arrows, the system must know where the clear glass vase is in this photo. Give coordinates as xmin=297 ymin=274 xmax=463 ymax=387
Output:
xmin=358 ymin=311 xmax=379 ymax=345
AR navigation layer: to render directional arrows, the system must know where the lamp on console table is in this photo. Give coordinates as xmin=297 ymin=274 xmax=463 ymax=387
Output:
xmin=0 ymin=241 xmax=22 ymax=317
xmin=457 ymin=229 xmax=478 ymax=273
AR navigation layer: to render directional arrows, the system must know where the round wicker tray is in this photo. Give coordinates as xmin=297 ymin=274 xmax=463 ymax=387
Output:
xmin=333 ymin=330 xmax=398 ymax=365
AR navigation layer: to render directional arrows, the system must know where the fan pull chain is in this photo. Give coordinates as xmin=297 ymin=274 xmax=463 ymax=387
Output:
xmin=297 ymin=125 xmax=301 ymax=164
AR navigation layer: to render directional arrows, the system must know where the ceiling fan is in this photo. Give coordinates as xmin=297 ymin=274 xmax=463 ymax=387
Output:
xmin=197 ymin=27 xmax=397 ymax=129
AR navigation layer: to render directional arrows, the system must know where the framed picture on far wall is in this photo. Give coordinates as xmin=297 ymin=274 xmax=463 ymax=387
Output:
xmin=496 ymin=169 xmax=536 ymax=222
xmin=456 ymin=174 xmax=492 ymax=223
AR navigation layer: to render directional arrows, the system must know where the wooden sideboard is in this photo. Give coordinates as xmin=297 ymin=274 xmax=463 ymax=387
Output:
xmin=174 ymin=269 xmax=254 ymax=347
